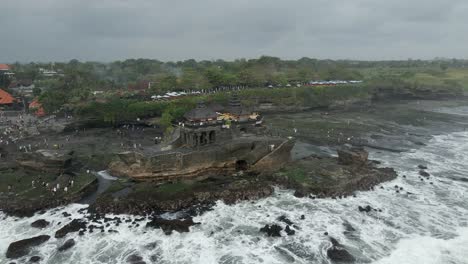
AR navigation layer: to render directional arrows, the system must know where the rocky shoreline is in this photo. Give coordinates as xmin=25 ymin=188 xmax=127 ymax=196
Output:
xmin=2 ymin=98 xmax=467 ymax=219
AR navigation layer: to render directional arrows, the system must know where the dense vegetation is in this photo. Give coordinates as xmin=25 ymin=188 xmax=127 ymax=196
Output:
xmin=3 ymin=57 xmax=468 ymax=126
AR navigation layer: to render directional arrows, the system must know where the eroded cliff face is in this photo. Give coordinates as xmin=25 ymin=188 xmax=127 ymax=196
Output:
xmin=108 ymin=136 xmax=294 ymax=182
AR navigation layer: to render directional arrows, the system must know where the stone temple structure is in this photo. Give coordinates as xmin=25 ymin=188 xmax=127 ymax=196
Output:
xmin=179 ymin=97 xmax=262 ymax=148
xmin=109 ymin=95 xmax=294 ymax=182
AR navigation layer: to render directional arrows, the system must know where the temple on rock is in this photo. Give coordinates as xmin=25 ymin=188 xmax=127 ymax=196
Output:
xmin=179 ymin=95 xmax=262 ymax=148
xmin=109 ymin=94 xmax=294 ymax=182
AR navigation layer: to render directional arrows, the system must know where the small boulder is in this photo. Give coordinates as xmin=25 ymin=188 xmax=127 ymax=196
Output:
xmin=358 ymin=205 xmax=372 ymax=213
xmin=259 ymin=224 xmax=282 ymax=237
xmin=419 ymin=170 xmax=430 ymax=177
xmin=31 ymin=219 xmax=50 ymax=229
xmin=29 ymin=256 xmax=41 ymax=263
xmin=277 ymin=215 xmax=294 ymax=226
xmin=6 ymin=235 xmax=50 ymax=259
xmin=327 ymin=237 xmax=356 ymax=263
xmin=285 ymin=225 xmax=295 ymax=236
xmin=293 ymin=189 xmax=306 ymax=198
xmin=418 ymin=165 xmax=428 ymax=170
xmin=55 ymin=219 xmax=87 ymax=238
xmin=146 ymin=217 xmax=198 ymax=235
xmin=58 ymin=239 xmax=76 ymax=252
xmin=127 ymin=254 xmax=146 ymax=264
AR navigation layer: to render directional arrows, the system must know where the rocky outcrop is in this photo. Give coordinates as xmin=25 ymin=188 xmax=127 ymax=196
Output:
xmin=55 ymin=219 xmax=87 ymax=238
xmin=109 ymin=136 xmax=293 ymax=182
xmin=260 ymin=224 xmax=283 ymax=237
xmin=6 ymin=235 xmax=50 ymax=259
xmin=271 ymin=148 xmax=397 ymax=198
xmin=91 ymin=178 xmax=273 ymax=215
xmin=17 ymin=149 xmax=73 ymax=173
xmin=327 ymin=237 xmax=356 ymax=263
xmin=337 ymin=145 xmax=368 ymax=166
xmin=58 ymin=239 xmax=76 ymax=252
xmin=146 ymin=217 xmax=199 ymax=235
xmin=31 ymin=219 xmax=50 ymax=229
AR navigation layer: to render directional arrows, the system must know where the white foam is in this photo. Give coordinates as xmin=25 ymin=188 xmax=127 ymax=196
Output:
xmin=375 ymin=227 xmax=468 ymax=264
xmin=1 ymin=131 xmax=468 ymax=263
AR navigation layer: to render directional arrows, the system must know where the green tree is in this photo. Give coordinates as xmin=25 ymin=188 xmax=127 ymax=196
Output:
xmin=32 ymin=87 xmax=42 ymax=97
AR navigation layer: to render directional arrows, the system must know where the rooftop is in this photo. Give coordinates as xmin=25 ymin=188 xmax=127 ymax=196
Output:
xmin=0 ymin=64 xmax=10 ymax=71
xmin=183 ymin=102 xmax=218 ymax=121
xmin=0 ymin=89 xmax=16 ymax=104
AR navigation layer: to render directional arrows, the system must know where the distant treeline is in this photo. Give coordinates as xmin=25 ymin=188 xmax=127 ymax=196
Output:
xmin=3 ymin=56 xmax=466 ymax=115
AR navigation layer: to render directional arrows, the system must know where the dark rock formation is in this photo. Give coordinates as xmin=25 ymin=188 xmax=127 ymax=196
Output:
xmin=419 ymin=170 xmax=430 ymax=177
xmin=6 ymin=235 xmax=50 ymax=259
xmin=259 ymin=224 xmax=282 ymax=237
xmin=55 ymin=219 xmax=87 ymax=238
xmin=145 ymin=217 xmax=198 ymax=235
xmin=91 ymin=177 xmax=273 ymax=216
xmin=127 ymin=254 xmax=146 ymax=264
xmin=109 ymin=137 xmax=294 ymax=182
xmin=277 ymin=215 xmax=294 ymax=226
xmin=358 ymin=205 xmax=373 ymax=213
xmin=31 ymin=219 xmax=50 ymax=229
xmin=285 ymin=225 xmax=295 ymax=236
xmin=29 ymin=256 xmax=41 ymax=263
xmin=418 ymin=165 xmax=428 ymax=170
xmin=327 ymin=237 xmax=356 ymax=263
xmin=272 ymin=149 xmax=397 ymax=199
xmin=337 ymin=146 xmax=368 ymax=166
xmin=17 ymin=149 xmax=73 ymax=173
xmin=58 ymin=239 xmax=76 ymax=252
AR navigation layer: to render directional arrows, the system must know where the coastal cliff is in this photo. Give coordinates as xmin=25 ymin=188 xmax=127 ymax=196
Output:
xmin=108 ymin=136 xmax=294 ymax=182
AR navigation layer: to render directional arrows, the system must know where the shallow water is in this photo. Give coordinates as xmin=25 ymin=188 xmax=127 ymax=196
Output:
xmin=1 ymin=121 xmax=468 ymax=263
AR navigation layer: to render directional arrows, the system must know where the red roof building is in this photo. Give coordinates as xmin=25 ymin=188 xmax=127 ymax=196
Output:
xmin=0 ymin=64 xmax=11 ymax=71
xmin=0 ymin=89 xmax=16 ymax=105
xmin=29 ymin=98 xmax=46 ymax=117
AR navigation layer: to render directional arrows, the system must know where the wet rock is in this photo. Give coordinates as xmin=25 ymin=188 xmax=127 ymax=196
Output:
xmin=419 ymin=170 xmax=430 ymax=177
xmin=285 ymin=225 xmax=295 ymax=236
xmin=293 ymin=189 xmax=307 ymax=198
xmin=337 ymin=146 xmax=368 ymax=166
xmin=6 ymin=235 xmax=50 ymax=259
xmin=31 ymin=219 xmax=50 ymax=229
xmin=358 ymin=205 xmax=372 ymax=213
xmin=146 ymin=217 xmax=198 ymax=235
xmin=58 ymin=239 xmax=76 ymax=252
xmin=259 ymin=224 xmax=282 ymax=237
xmin=29 ymin=256 xmax=41 ymax=263
xmin=418 ymin=165 xmax=428 ymax=170
xmin=55 ymin=219 xmax=87 ymax=238
xmin=127 ymin=254 xmax=146 ymax=264
xmin=277 ymin=215 xmax=294 ymax=226
xmin=62 ymin=212 xmax=72 ymax=217
xmin=327 ymin=237 xmax=356 ymax=263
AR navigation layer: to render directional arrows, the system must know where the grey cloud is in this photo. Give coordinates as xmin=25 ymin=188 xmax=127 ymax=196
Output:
xmin=1 ymin=0 xmax=467 ymax=62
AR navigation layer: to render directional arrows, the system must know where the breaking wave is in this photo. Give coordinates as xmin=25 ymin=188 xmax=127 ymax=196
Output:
xmin=1 ymin=131 xmax=468 ymax=263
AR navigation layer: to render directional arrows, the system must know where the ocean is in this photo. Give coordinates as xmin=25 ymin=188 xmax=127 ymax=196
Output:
xmin=1 ymin=115 xmax=468 ymax=263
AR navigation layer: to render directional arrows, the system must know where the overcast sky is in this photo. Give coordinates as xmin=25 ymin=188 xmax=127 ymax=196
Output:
xmin=1 ymin=0 xmax=467 ymax=62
